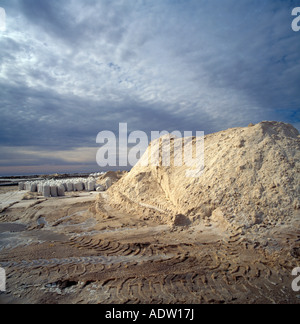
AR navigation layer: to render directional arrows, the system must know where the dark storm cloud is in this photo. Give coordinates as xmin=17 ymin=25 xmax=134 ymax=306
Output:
xmin=0 ymin=77 xmax=203 ymax=149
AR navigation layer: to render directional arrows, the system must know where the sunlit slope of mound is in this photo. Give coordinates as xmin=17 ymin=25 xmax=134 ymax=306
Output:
xmin=104 ymin=121 xmax=300 ymax=230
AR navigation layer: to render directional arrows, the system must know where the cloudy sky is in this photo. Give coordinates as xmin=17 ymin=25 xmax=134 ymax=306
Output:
xmin=0 ymin=0 xmax=299 ymax=175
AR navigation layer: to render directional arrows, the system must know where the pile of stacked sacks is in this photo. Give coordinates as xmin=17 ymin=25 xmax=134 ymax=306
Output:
xmin=18 ymin=177 xmax=112 ymax=198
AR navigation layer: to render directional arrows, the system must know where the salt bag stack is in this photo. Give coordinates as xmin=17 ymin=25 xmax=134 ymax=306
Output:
xmin=19 ymin=177 xmax=105 ymax=198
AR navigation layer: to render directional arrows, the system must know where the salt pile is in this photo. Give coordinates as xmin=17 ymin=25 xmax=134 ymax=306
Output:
xmin=106 ymin=121 xmax=300 ymax=231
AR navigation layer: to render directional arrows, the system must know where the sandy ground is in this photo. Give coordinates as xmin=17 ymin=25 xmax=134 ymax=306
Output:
xmin=0 ymin=188 xmax=299 ymax=304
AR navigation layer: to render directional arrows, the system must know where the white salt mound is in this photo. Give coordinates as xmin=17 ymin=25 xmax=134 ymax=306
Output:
xmin=107 ymin=121 xmax=300 ymax=230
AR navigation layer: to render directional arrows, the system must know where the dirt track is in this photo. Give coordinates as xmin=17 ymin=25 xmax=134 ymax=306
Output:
xmin=0 ymin=189 xmax=299 ymax=304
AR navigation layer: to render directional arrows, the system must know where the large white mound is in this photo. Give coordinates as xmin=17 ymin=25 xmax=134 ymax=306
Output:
xmin=106 ymin=121 xmax=300 ymax=231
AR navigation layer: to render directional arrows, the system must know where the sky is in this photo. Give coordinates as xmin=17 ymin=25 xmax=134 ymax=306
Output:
xmin=0 ymin=0 xmax=300 ymax=175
